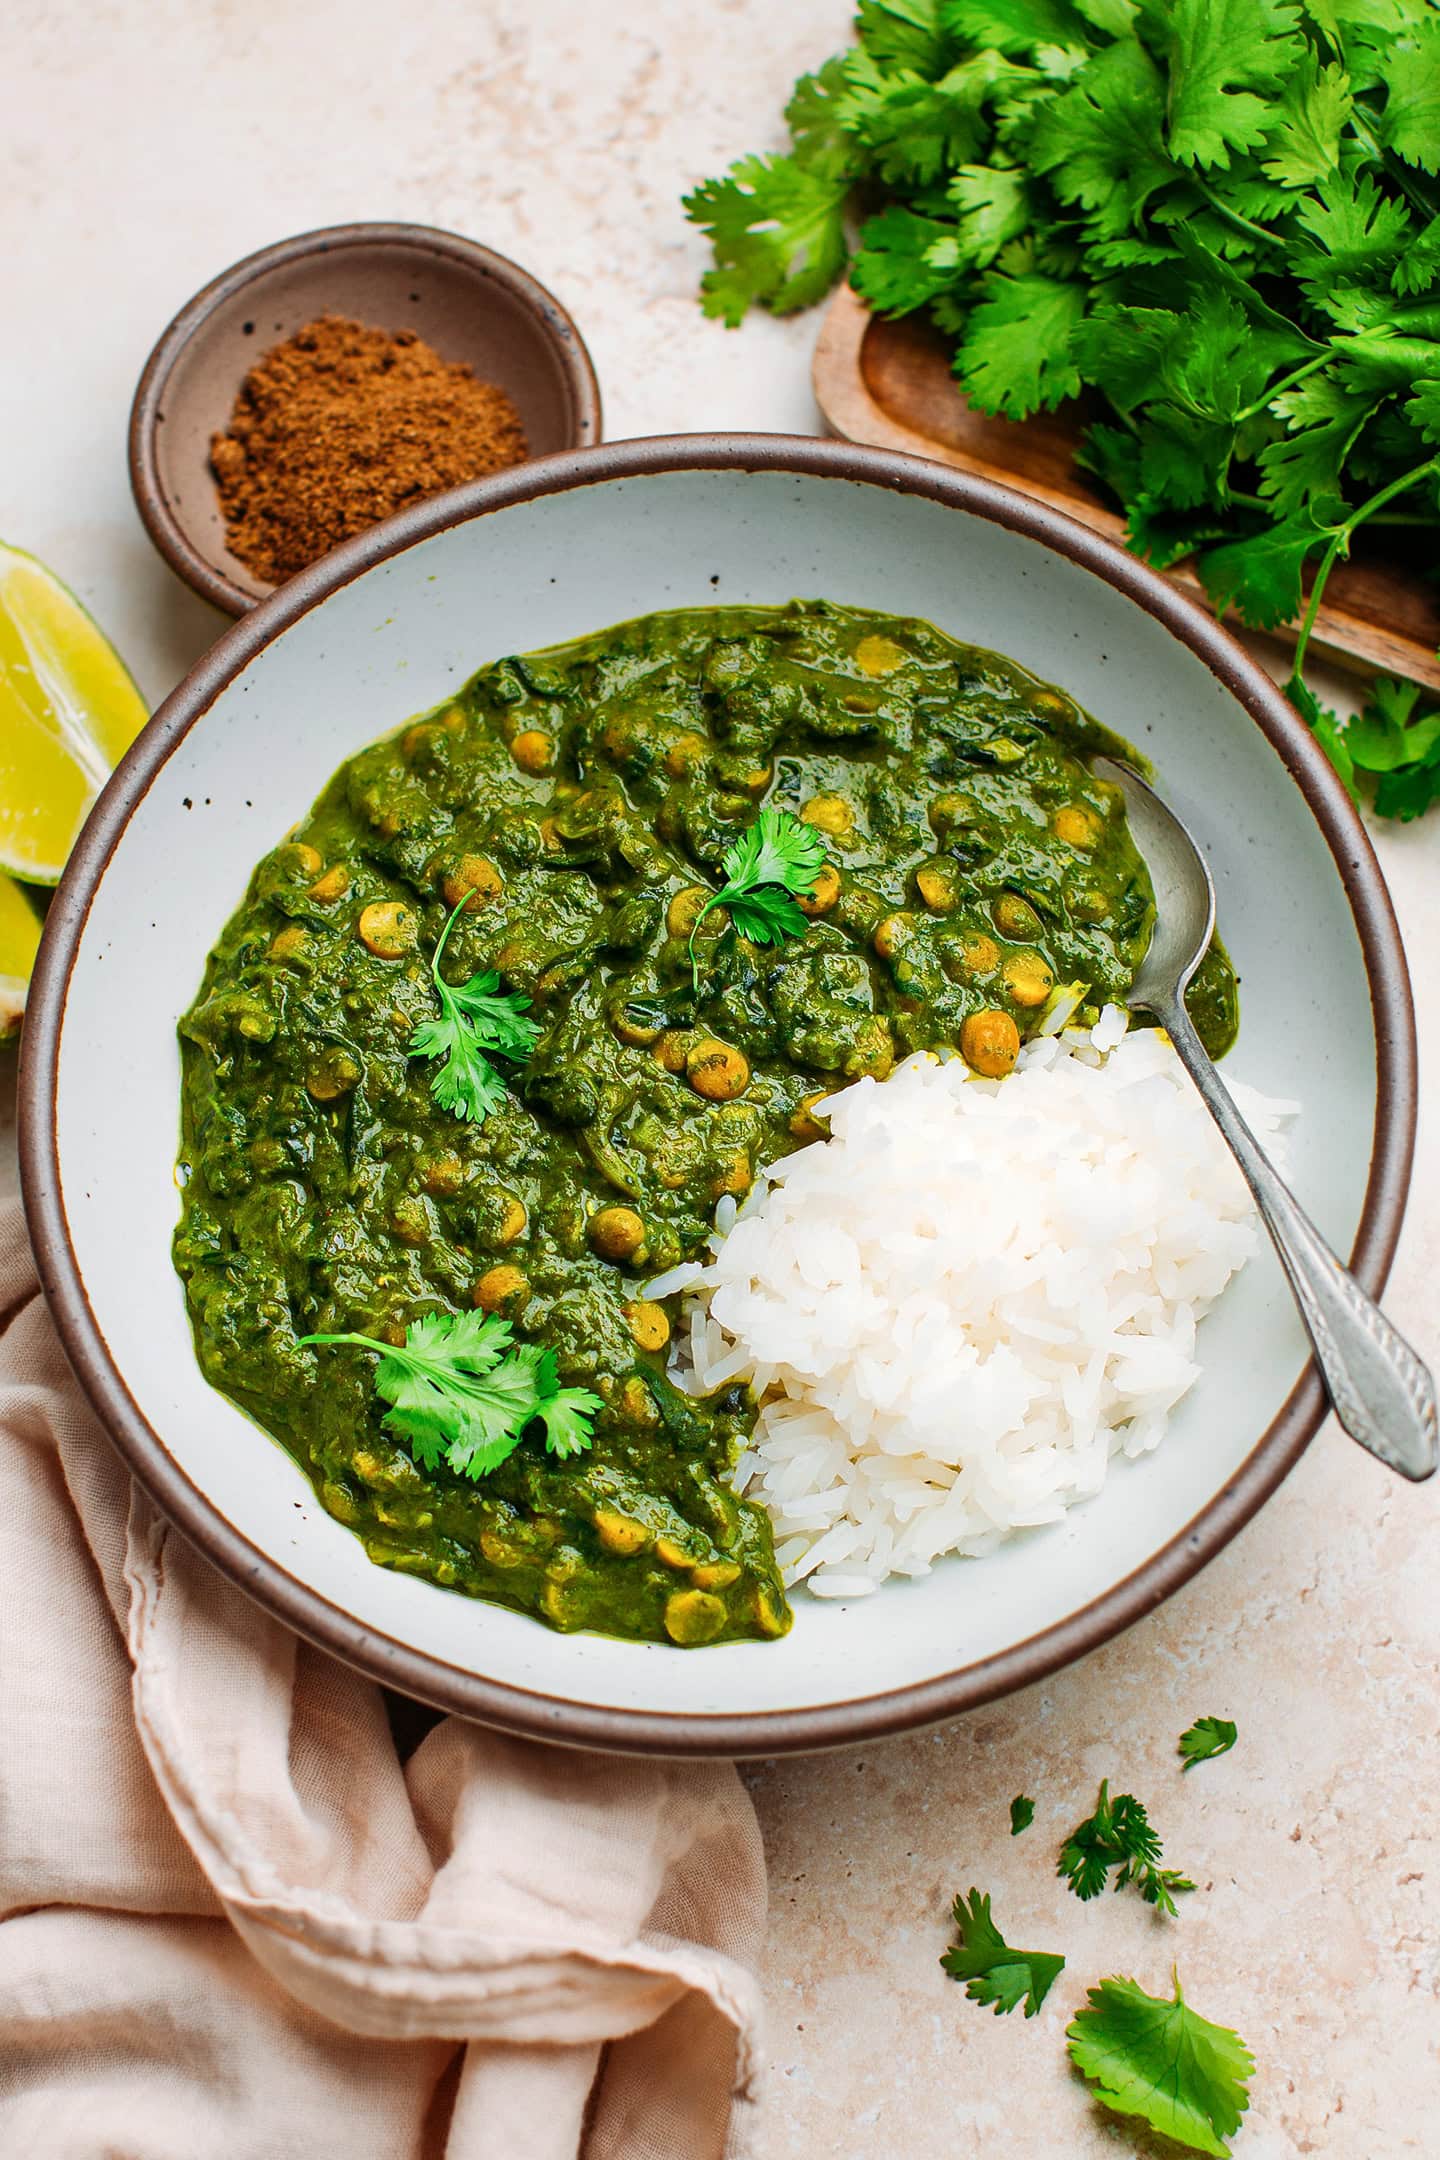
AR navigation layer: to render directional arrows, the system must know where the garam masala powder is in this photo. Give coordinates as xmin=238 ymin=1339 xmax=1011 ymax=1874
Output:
xmin=211 ymin=316 xmax=529 ymax=584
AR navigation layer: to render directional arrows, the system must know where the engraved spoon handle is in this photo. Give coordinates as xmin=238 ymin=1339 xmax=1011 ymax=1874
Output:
xmin=1154 ymin=993 xmax=1436 ymax=1482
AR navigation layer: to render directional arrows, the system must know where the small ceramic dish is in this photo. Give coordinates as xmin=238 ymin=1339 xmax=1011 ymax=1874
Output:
xmin=21 ymin=438 xmax=1416 ymax=1756
xmin=128 ymin=222 xmax=602 ymax=616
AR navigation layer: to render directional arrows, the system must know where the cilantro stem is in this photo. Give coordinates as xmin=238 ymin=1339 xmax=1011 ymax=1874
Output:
xmin=298 ymin=1328 xmax=454 ymax=1392
xmin=1171 ymin=224 xmax=1323 ymax=351
xmin=1289 ymin=455 xmax=1440 ymax=685
xmin=430 ymin=893 xmax=471 ymax=985
xmin=688 ymin=894 xmax=721 ymax=991
xmin=300 ymin=1327 xmax=500 ymax=1401
xmin=1232 ymin=351 xmax=1333 ymax=429
xmin=1191 ymin=181 xmax=1280 ymax=254
xmin=299 ymin=1327 xmax=411 ymax=1364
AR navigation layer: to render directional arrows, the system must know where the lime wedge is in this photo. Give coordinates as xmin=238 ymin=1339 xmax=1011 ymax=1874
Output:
xmin=0 ymin=868 xmax=42 ymax=1040
xmin=0 ymin=542 xmax=149 ymax=884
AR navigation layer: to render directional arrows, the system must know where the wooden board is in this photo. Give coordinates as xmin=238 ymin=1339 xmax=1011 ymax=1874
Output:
xmin=813 ymin=281 xmax=1440 ymax=694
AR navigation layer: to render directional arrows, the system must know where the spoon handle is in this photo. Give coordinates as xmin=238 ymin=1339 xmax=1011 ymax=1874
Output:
xmin=1154 ymin=995 xmax=1437 ymax=1483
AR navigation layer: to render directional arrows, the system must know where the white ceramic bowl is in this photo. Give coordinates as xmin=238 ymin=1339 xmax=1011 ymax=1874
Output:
xmin=21 ymin=438 xmax=1416 ymax=1755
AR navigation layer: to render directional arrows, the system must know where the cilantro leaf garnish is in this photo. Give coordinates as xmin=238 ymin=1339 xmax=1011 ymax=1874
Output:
xmin=1066 ymin=1972 xmax=1255 ymax=2156
xmin=1010 ymin=1793 xmax=1036 ymax=1835
xmin=299 ymin=1311 xmax=600 ymax=1481
xmin=1059 ymin=1780 xmax=1196 ymax=1916
xmin=688 ymin=806 xmax=827 ymax=989
xmin=531 ymin=1386 xmax=606 ymax=1461
xmin=685 ymin=1 xmax=1440 ymax=821
xmin=940 ymin=1889 xmax=1065 ymax=2018
xmin=1179 ymin=1716 xmax=1239 ymax=1769
xmin=409 ymin=895 xmax=541 ymax=1123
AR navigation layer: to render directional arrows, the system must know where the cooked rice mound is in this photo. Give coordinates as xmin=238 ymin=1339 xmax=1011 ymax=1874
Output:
xmin=647 ymin=1012 xmax=1295 ymax=1601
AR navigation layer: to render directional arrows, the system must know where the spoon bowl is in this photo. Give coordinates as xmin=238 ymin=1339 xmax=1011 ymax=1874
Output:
xmin=1093 ymin=756 xmax=1215 ymax=1005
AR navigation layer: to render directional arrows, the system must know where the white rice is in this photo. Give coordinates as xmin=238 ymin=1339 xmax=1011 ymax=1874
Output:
xmin=646 ymin=1008 xmax=1296 ymax=1599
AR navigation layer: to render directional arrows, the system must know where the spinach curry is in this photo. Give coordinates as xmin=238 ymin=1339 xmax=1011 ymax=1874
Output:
xmin=174 ymin=602 xmax=1238 ymax=1648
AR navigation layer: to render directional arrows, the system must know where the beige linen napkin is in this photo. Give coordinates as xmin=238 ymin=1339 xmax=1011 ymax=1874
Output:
xmin=0 ymin=1196 xmax=766 ymax=2158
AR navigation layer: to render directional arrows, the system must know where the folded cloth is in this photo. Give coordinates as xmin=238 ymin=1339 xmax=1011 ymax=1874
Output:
xmin=0 ymin=1196 xmax=766 ymax=2158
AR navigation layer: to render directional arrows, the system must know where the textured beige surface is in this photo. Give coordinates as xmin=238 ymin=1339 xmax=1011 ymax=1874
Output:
xmin=3 ymin=3 xmax=1437 ymax=2153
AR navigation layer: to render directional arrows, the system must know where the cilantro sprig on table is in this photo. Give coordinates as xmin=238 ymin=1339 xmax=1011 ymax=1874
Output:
xmin=410 ymin=895 xmax=542 ymax=1122
xmin=1067 ymin=1973 xmax=1255 ymax=2158
xmin=685 ymin=0 xmax=1440 ymax=817
xmin=688 ymin=806 xmax=827 ymax=988
xmin=941 ymin=1888 xmax=1064 ymax=2017
xmin=299 ymin=1311 xmax=601 ymax=1480
xmin=1059 ymin=1779 xmax=1196 ymax=1916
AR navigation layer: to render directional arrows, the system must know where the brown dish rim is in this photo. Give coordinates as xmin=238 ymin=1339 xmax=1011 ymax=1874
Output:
xmin=127 ymin=220 xmax=604 ymax=616
xmin=20 ymin=434 xmax=1417 ymax=1756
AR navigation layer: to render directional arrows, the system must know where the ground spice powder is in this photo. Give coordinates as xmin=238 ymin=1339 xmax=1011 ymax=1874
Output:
xmin=211 ymin=316 xmax=529 ymax=583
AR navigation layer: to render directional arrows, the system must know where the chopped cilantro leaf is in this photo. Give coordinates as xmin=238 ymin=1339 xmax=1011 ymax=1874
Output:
xmin=1179 ymin=1716 xmax=1239 ymax=1768
xmin=941 ymin=1888 xmax=1065 ymax=2016
xmin=1010 ymin=1793 xmax=1036 ymax=1835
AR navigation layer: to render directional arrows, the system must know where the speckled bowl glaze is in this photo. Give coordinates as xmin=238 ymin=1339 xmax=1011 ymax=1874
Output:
xmin=21 ymin=438 xmax=1415 ymax=1756
xmin=129 ymin=222 xmax=602 ymax=616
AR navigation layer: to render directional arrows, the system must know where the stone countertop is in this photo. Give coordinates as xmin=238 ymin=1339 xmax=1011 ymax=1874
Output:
xmin=3 ymin=4 xmax=1436 ymax=2152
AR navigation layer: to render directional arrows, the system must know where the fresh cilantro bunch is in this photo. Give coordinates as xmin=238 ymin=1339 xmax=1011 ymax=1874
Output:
xmin=688 ymin=806 xmax=827 ymax=987
xmin=300 ymin=1311 xmax=601 ymax=1479
xmin=410 ymin=895 xmax=542 ymax=1121
xmin=1058 ymin=1778 xmax=1196 ymax=1915
xmin=685 ymin=0 xmax=1440 ymax=817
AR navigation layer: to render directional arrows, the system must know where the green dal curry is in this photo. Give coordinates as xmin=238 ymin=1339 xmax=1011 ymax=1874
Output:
xmin=174 ymin=601 xmax=1238 ymax=1647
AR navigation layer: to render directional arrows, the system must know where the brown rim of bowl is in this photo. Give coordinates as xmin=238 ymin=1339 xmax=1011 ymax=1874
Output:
xmin=21 ymin=434 xmax=1417 ymax=1758
xmin=127 ymin=220 xmax=604 ymax=617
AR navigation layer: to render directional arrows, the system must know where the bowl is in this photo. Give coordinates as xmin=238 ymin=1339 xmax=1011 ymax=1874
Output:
xmin=128 ymin=222 xmax=603 ymax=616
xmin=21 ymin=437 xmax=1416 ymax=1756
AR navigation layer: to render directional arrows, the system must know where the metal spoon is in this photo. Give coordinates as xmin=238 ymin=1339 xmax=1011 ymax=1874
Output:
xmin=1093 ymin=756 xmax=1437 ymax=1483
